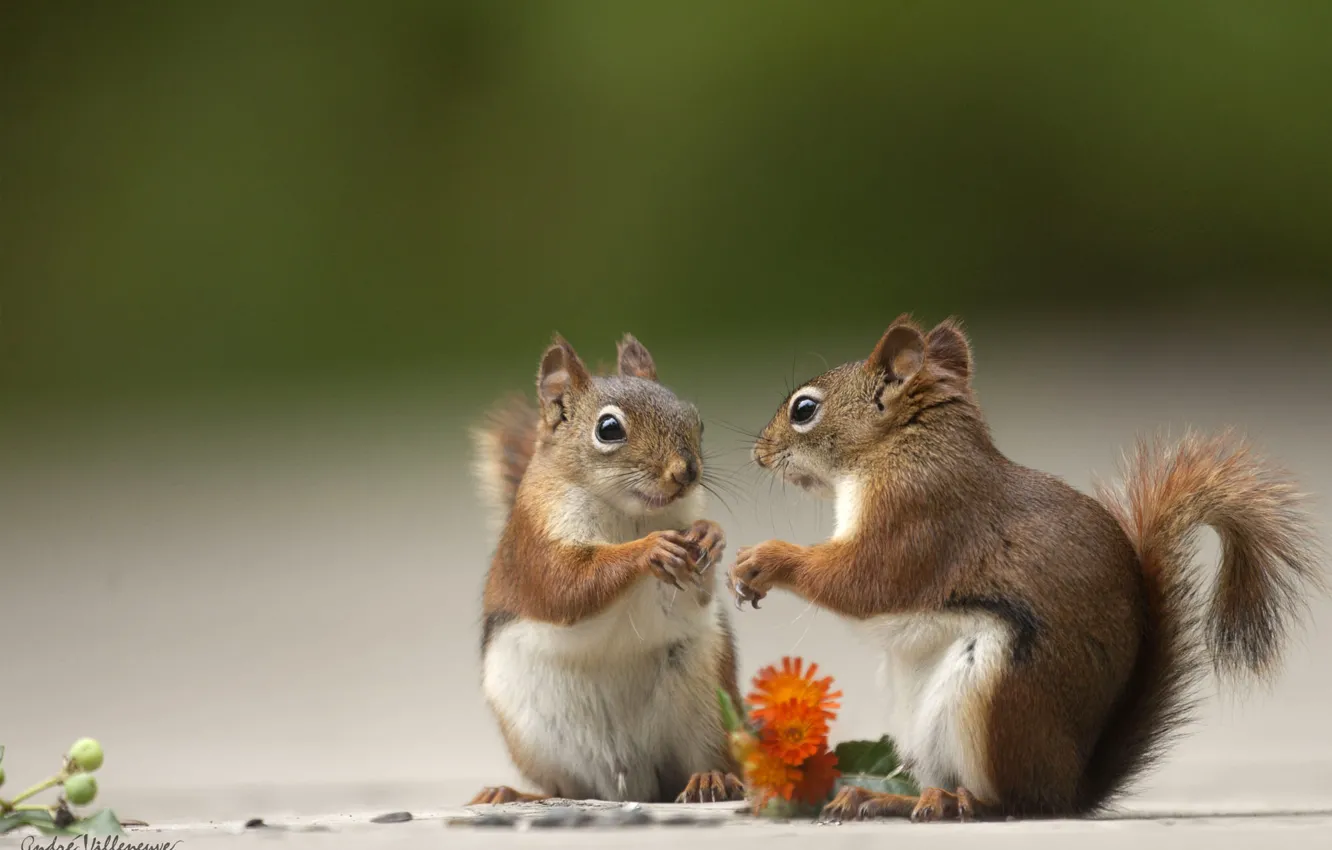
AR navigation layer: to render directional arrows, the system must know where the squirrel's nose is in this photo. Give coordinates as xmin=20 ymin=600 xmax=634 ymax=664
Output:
xmin=669 ymin=454 xmax=699 ymax=488
xmin=752 ymin=443 xmax=768 ymax=468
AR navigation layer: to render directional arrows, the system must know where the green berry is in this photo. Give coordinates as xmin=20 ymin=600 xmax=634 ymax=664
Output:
xmin=68 ymin=738 xmax=104 ymax=772
xmin=64 ymin=774 xmax=97 ymax=806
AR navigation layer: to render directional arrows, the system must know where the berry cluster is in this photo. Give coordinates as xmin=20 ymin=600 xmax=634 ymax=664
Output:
xmin=0 ymin=739 xmax=117 ymax=835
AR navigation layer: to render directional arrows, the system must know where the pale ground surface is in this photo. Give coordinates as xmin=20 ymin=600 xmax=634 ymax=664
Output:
xmin=4 ymin=326 xmax=1331 ymax=847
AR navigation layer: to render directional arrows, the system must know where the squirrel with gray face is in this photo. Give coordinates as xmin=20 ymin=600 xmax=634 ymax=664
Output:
xmin=729 ymin=314 xmax=1325 ymax=822
xmin=469 ymin=332 xmax=745 ymax=806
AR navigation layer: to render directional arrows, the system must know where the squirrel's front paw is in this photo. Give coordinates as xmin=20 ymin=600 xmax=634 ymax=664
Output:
xmin=683 ymin=520 xmax=726 ymax=571
xmin=728 ymin=541 xmax=792 ymax=610
xmin=642 ymin=530 xmax=696 ymax=590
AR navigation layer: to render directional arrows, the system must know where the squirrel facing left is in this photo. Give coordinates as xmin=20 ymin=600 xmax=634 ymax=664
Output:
xmin=469 ymin=333 xmax=745 ymax=805
xmin=729 ymin=315 xmax=1325 ymax=823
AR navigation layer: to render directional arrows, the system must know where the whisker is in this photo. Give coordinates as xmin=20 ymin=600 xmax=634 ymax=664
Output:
xmin=789 ymin=606 xmax=818 ymax=654
xmin=782 ymin=475 xmax=795 ymax=538
xmin=702 ymin=465 xmax=750 ymax=486
xmin=704 ymin=445 xmax=755 ymax=458
xmin=700 ymin=481 xmax=736 ymax=518
xmin=697 ymin=474 xmax=751 ymax=500
xmin=788 ymin=599 xmax=817 ymax=625
xmin=709 ymin=418 xmax=763 ymax=440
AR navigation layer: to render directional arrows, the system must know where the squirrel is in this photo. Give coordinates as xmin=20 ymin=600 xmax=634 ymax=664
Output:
xmin=728 ymin=314 xmax=1325 ymax=823
xmin=468 ymin=332 xmax=745 ymax=806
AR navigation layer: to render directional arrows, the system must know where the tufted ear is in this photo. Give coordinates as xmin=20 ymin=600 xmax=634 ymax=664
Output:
xmin=536 ymin=334 xmax=590 ymax=427
xmin=616 ymin=333 xmax=657 ymax=381
xmin=925 ymin=317 xmax=973 ymax=380
xmin=866 ymin=314 xmax=925 ymax=381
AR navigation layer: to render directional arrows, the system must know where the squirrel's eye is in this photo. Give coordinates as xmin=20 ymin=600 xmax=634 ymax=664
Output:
xmin=790 ymin=396 xmax=820 ymax=425
xmin=595 ymin=414 xmax=627 ymax=443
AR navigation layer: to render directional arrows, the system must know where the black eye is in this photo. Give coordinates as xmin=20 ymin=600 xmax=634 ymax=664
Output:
xmin=791 ymin=396 xmax=820 ymax=425
xmin=595 ymin=413 xmax=626 ymax=443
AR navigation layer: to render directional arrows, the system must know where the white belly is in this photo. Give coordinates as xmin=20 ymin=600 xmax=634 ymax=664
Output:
xmin=857 ymin=612 xmax=1011 ymax=800
xmin=483 ymin=578 xmax=728 ymax=801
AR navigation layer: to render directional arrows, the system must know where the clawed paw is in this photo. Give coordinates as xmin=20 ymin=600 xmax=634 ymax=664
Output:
xmin=727 ymin=543 xmax=786 ymax=610
xmin=820 ymin=786 xmax=982 ymax=824
xmin=910 ymin=787 xmax=960 ymax=823
xmin=683 ymin=520 xmax=726 ymax=571
xmin=467 ymin=786 xmax=532 ymax=805
xmin=675 ymin=770 xmax=745 ymax=803
xmin=645 ymin=530 xmax=697 ymax=590
xmin=820 ymin=786 xmax=871 ymax=822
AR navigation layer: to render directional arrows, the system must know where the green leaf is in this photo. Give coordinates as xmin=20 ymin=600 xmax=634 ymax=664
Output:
xmin=71 ymin=809 xmax=125 ymax=836
xmin=0 ymin=809 xmax=79 ymax=836
xmin=832 ymin=736 xmax=902 ymax=777
xmin=716 ymin=688 xmax=747 ymax=734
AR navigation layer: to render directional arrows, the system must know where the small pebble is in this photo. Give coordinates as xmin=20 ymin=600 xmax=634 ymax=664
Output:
xmin=527 ymin=807 xmax=594 ymax=828
xmin=655 ymin=811 xmax=701 ymax=826
xmin=244 ymin=818 xmax=266 ymax=829
xmin=467 ymin=813 xmax=518 ymax=828
xmin=602 ymin=805 xmax=654 ymax=827
xmin=370 ymin=811 xmax=413 ymax=824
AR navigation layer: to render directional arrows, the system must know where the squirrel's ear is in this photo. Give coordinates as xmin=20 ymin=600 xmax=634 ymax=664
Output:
xmin=537 ymin=334 xmax=590 ymax=426
xmin=867 ymin=314 xmax=925 ymax=381
xmin=926 ymin=318 xmax=972 ymax=381
xmin=616 ymin=333 xmax=657 ymax=381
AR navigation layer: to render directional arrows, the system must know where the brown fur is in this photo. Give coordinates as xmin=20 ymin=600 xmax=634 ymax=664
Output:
xmin=483 ymin=504 xmax=701 ymax=625
xmin=732 ymin=314 xmax=1325 ymax=819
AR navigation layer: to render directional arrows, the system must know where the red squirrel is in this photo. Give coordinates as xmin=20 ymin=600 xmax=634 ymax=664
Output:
xmin=728 ymin=314 xmax=1325 ymax=822
xmin=469 ymin=333 xmax=744 ymax=805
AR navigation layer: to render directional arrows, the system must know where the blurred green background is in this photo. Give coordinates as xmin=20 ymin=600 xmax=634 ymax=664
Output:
xmin=3 ymin=0 xmax=1330 ymax=417
xmin=5 ymin=3 xmax=1332 ymax=806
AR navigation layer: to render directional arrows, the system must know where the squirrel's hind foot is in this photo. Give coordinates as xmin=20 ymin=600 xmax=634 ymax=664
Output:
xmin=821 ymin=786 xmax=916 ymax=822
xmin=821 ymin=785 xmax=993 ymax=823
xmin=467 ymin=786 xmax=548 ymax=806
xmin=910 ymin=786 xmax=995 ymax=823
xmin=675 ymin=770 xmax=745 ymax=803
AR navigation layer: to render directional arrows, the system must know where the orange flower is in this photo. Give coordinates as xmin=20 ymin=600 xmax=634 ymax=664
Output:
xmin=748 ymin=656 xmax=841 ymax=726
xmin=791 ymin=743 xmax=841 ymax=806
xmin=729 ymin=729 xmax=759 ymax=765
xmin=741 ymin=657 xmax=843 ymax=815
xmin=743 ymin=745 xmax=801 ymax=808
xmin=759 ymin=698 xmax=829 ymax=765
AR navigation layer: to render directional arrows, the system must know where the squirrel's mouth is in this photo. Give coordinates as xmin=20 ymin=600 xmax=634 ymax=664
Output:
xmin=631 ymin=486 xmax=687 ymax=511
xmin=786 ymin=471 xmax=825 ymax=491
xmin=773 ymin=456 xmax=833 ymax=496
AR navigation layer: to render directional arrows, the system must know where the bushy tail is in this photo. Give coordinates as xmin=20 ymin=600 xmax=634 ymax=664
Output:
xmin=1081 ymin=430 xmax=1325 ymax=811
xmin=471 ymin=395 xmax=540 ymax=526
